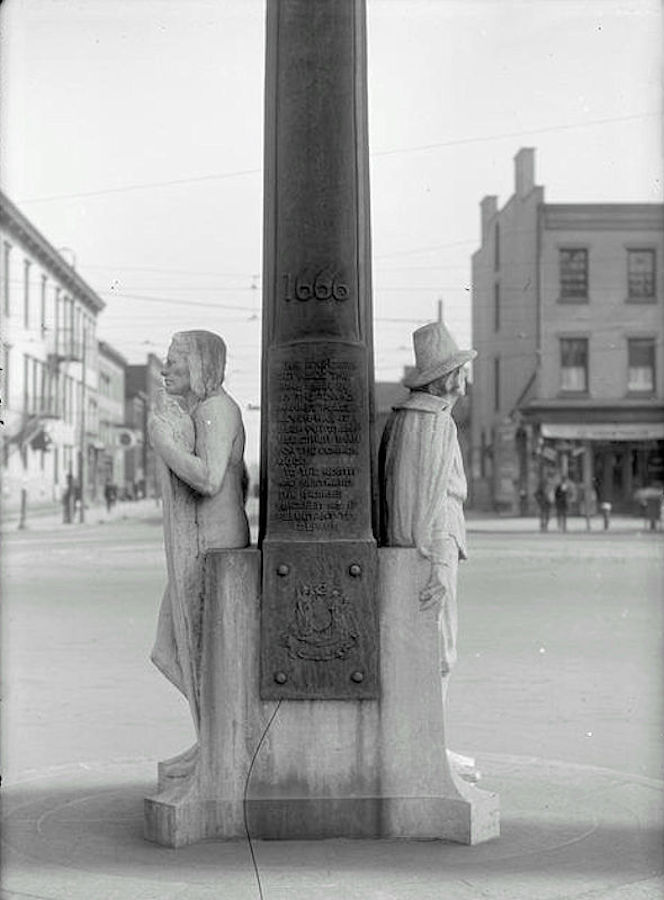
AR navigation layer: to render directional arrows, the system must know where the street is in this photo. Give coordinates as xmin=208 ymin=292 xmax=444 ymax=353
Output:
xmin=1 ymin=513 xmax=663 ymax=898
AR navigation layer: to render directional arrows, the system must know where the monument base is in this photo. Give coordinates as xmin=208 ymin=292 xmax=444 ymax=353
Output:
xmin=144 ymin=548 xmax=499 ymax=848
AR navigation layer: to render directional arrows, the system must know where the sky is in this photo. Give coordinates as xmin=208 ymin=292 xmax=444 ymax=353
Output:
xmin=0 ymin=0 xmax=661 ymax=463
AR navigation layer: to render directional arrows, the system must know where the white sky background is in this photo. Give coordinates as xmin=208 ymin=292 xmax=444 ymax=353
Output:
xmin=1 ymin=0 xmax=661 ymax=465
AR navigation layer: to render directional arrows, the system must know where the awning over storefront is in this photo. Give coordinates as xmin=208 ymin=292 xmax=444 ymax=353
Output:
xmin=541 ymin=423 xmax=664 ymax=441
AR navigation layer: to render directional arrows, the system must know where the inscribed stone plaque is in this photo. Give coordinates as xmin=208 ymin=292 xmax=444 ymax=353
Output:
xmin=265 ymin=340 xmax=372 ymax=540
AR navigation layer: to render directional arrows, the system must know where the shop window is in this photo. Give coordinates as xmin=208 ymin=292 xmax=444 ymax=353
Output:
xmin=559 ymin=248 xmax=588 ymax=301
xmin=560 ymin=338 xmax=588 ymax=393
xmin=628 ymin=338 xmax=655 ymax=393
xmin=627 ymin=249 xmax=656 ymax=301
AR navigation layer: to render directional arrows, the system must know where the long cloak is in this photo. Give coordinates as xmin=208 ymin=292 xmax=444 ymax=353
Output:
xmin=379 ymin=392 xmax=466 ymax=562
xmin=150 ymin=420 xmax=203 ymax=731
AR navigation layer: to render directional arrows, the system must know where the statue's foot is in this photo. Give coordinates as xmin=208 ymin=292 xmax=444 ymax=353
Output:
xmin=159 ymin=742 xmax=200 ymax=783
xmin=447 ymin=749 xmax=482 ymax=783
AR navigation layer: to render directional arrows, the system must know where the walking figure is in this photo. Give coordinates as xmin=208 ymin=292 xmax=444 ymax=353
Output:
xmin=555 ymin=477 xmax=570 ymax=532
xmin=104 ymin=479 xmax=117 ymax=513
xmin=535 ymin=479 xmax=553 ymax=532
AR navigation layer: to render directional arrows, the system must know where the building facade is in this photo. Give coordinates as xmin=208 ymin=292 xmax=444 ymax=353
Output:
xmin=471 ymin=149 xmax=664 ymax=513
xmin=1 ymin=191 xmax=104 ymax=514
xmin=96 ymin=340 xmax=133 ymax=497
xmin=125 ymin=354 xmax=163 ymax=498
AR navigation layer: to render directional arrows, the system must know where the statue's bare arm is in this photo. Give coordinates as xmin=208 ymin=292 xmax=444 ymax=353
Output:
xmin=150 ymin=397 xmax=237 ymax=497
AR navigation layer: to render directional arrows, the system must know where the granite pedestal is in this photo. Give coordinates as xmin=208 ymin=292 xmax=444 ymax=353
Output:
xmin=144 ymin=547 xmax=499 ymax=847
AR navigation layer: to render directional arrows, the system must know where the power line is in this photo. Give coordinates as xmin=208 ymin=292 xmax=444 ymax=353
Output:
xmin=374 ymin=239 xmax=478 ymax=259
xmin=80 ymin=262 xmax=260 ymax=277
xmin=97 ymin=283 xmax=464 ymax=294
xmin=16 ymin=167 xmax=262 ymax=204
xmin=95 ymin=289 xmax=431 ymax=324
xmin=15 ymin=112 xmax=656 ymax=205
xmin=372 ymin=111 xmax=659 ymax=158
xmin=97 ymin=290 xmax=260 ymax=313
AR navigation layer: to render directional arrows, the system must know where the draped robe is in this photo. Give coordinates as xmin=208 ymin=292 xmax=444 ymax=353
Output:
xmin=149 ymin=392 xmax=250 ymax=733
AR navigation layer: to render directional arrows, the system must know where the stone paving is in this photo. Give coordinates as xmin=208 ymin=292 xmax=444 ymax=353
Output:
xmin=1 ymin=507 xmax=662 ymax=899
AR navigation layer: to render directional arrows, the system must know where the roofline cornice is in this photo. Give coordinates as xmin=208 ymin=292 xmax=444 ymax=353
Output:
xmin=542 ymin=203 xmax=664 ymax=232
xmin=0 ymin=189 xmax=106 ymax=313
xmin=98 ymin=340 xmax=129 ymax=369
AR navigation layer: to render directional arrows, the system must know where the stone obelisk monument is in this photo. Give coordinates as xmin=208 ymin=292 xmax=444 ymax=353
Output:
xmin=144 ymin=0 xmax=498 ymax=847
xmin=259 ymin=0 xmax=378 ymax=701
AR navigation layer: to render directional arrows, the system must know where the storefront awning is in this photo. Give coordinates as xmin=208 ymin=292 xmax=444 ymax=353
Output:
xmin=541 ymin=423 xmax=664 ymax=441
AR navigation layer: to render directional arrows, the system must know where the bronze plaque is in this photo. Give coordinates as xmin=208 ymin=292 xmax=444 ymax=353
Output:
xmin=261 ymin=540 xmax=378 ymax=700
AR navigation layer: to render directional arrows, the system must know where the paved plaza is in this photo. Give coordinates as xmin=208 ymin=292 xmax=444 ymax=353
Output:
xmin=1 ymin=505 xmax=662 ymax=898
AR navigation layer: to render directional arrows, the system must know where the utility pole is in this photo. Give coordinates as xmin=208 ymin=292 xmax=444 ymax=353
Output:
xmin=437 ymin=297 xmax=444 ymax=323
xmin=78 ymin=322 xmax=87 ymax=524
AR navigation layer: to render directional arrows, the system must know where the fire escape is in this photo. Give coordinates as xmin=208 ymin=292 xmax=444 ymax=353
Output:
xmin=7 ymin=322 xmax=84 ymax=458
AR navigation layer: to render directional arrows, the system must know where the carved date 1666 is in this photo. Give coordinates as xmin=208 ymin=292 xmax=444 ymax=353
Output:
xmin=283 ymin=270 xmax=349 ymax=302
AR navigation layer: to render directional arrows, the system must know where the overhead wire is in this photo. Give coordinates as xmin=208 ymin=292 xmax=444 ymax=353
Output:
xmin=15 ymin=111 xmax=656 ymax=205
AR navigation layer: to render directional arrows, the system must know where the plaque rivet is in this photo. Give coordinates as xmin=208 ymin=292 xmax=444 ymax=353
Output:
xmin=349 ymin=564 xmax=362 ymax=577
xmin=351 ymin=670 xmax=364 ymax=683
xmin=277 ymin=564 xmax=290 ymax=577
xmin=274 ymin=671 xmax=288 ymax=684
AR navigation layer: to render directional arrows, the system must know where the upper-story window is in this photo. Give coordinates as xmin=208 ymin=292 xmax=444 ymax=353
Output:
xmin=560 ymin=337 xmax=588 ymax=393
xmin=493 ymin=282 xmax=500 ymax=332
xmin=627 ymin=338 xmax=655 ymax=394
xmin=54 ymin=287 xmax=61 ymax=340
xmin=2 ymin=242 xmax=11 ymax=316
xmin=61 ymin=296 xmax=73 ymax=357
xmin=627 ymin=249 xmax=656 ymax=302
xmin=40 ymin=275 xmax=48 ymax=333
xmin=559 ymin=248 xmax=588 ymax=302
xmin=2 ymin=343 xmax=10 ymax=408
xmin=494 ymin=223 xmax=500 ymax=271
xmin=23 ymin=259 xmax=31 ymax=328
xmin=100 ymin=371 xmax=111 ymax=397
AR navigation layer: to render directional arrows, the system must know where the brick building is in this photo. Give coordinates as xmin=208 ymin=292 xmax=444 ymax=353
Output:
xmin=471 ymin=149 xmax=664 ymax=513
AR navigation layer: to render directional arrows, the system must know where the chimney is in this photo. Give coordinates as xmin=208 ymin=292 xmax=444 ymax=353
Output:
xmin=480 ymin=195 xmax=498 ymax=242
xmin=514 ymin=147 xmax=535 ymax=198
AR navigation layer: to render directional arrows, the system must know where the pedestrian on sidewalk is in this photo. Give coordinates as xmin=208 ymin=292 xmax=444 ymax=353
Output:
xmin=555 ymin=477 xmax=570 ymax=532
xmin=104 ymin=479 xmax=118 ymax=513
xmin=535 ymin=478 xmax=553 ymax=532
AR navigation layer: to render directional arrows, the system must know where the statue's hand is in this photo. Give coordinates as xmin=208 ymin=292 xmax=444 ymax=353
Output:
xmin=148 ymin=414 xmax=172 ymax=451
xmin=419 ymin=565 xmax=448 ymax=612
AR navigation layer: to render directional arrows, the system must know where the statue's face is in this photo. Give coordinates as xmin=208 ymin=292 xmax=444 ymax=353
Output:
xmin=162 ymin=343 xmax=191 ymax=396
xmin=449 ymin=365 xmax=468 ymax=398
xmin=427 ymin=365 xmax=467 ymax=399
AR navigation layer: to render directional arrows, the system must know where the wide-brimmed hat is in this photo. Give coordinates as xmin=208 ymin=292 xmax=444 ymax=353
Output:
xmin=403 ymin=322 xmax=477 ymax=389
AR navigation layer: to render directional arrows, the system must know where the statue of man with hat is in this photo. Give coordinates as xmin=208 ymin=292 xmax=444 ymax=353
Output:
xmin=379 ymin=320 xmax=477 ymax=704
